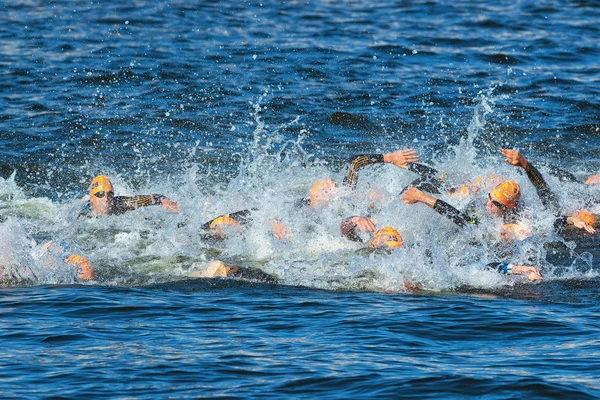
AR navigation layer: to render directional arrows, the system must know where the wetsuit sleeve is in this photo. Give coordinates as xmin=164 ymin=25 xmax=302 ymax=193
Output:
xmin=112 ymin=194 xmax=165 ymax=214
xmin=342 ymin=154 xmax=385 ymax=188
xmin=433 ymin=199 xmax=478 ymax=228
xmin=486 ymin=262 xmax=513 ymax=274
xmin=200 ymin=209 xmax=254 ymax=230
xmin=407 ymin=163 xmax=438 ymax=179
xmin=402 ymin=163 xmax=443 ymax=194
xmin=340 ymin=217 xmax=364 ymax=242
xmin=524 ymin=163 xmax=560 ymax=214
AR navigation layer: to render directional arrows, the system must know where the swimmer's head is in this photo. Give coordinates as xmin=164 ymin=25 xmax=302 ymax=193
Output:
xmin=89 ymin=176 xmax=114 ymax=215
xmin=89 ymin=175 xmax=113 ymax=197
xmin=208 ymin=215 xmax=241 ymax=239
xmin=309 ymin=178 xmax=338 ymax=208
xmin=369 ymin=227 xmax=404 ymax=249
xmin=65 ymin=254 xmax=95 ymax=281
xmin=487 ymin=181 xmax=521 ymax=215
xmin=571 ymin=209 xmax=598 ymax=227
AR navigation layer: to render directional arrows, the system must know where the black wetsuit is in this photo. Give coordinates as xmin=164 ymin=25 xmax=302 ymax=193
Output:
xmin=343 ymin=154 xmax=443 ymax=194
xmin=227 ymin=266 xmax=278 ymax=283
xmin=79 ymin=194 xmax=168 ymax=217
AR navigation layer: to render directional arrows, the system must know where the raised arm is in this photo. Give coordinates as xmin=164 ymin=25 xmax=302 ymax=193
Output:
xmin=342 ymin=149 xmax=419 ymax=188
xmin=501 ymin=149 xmax=560 ymax=214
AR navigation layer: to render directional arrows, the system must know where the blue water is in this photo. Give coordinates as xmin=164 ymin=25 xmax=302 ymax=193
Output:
xmin=2 ymin=0 xmax=600 ymax=397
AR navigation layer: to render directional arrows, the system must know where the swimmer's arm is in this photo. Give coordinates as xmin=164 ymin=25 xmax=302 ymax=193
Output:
xmin=487 ymin=262 xmax=543 ymax=281
xmin=502 ymin=149 xmax=560 ymax=214
xmin=340 ymin=216 xmax=377 ymax=242
xmin=342 ymin=154 xmax=385 ymax=188
xmin=401 ymin=187 xmax=474 ymax=227
xmin=523 ymin=163 xmax=560 ymax=214
xmin=121 ymin=194 xmax=165 ymax=208
xmin=433 ymin=199 xmax=475 ymax=227
xmin=407 ymin=163 xmax=439 ymax=179
xmin=342 ymin=149 xmax=419 ymax=188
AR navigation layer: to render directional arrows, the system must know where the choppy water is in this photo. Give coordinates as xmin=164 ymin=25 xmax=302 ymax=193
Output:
xmin=1 ymin=0 xmax=600 ymax=397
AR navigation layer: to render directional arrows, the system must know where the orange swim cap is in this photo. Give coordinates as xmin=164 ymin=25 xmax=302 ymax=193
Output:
xmin=209 ymin=215 xmax=239 ymax=230
xmin=490 ymin=181 xmax=521 ymax=210
xmin=370 ymin=227 xmax=404 ymax=249
xmin=65 ymin=254 xmax=95 ymax=280
xmin=309 ymin=178 xmax=338 ymax=208
xmin=572 ymin=209 xmax=598 ymax=227
xmin=89 ymin=175 xmax=114 ymax=196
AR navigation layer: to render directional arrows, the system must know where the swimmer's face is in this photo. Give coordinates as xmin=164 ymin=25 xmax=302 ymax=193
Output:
xmin=486 ymin=193 xmax=507 ymax=217
xmin=90 ymin=190 xmax=114 ymax=215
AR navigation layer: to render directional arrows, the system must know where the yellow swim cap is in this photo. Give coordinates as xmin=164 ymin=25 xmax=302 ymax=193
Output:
xmin=371 ymin=226 xmax=404 ymax=249
xmin=491 ymin=181 xmax=521 ymax=210
xmin=309 ymin=178 xmax=338 ymax=208
xmin=89 ymin=175 xmax=114 ymax=196
xmin=65 ymin=254 xmax=95 ymax=281
xmin=209 ymin=215 xmax=239 ymax=230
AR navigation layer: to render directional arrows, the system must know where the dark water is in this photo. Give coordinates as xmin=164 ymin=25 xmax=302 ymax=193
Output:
xmin=2 ymin=0 xmax=600 ymax=398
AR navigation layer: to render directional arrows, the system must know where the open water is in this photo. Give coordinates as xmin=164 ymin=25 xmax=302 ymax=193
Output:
xmin=1 ymin=0 xmax=600 ymax=398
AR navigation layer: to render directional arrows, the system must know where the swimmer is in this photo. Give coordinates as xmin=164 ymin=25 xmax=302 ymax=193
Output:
xmin=188 ymin=260 xmax=277 ymax=283
xmin=297 ymin=149 xmax=426 ymax=209
xmin=340 ymin=216 xmax=404 ymax=250
xmin=401 ymin=180 xmax=544 ymax=281
xmin=502 ymin=149 xmax=596 ymax=234
xmin=401 ymin=179 xmax=523 ymax=228
xmin=199 ymin=210 xmax=291 ymax=240
xmin=80 ymin=175 xmax=180 ymax=217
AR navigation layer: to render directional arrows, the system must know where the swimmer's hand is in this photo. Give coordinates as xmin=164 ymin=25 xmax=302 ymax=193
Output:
xmin=401 ymin=186 xmax=437 ymax=208
xmin=512 ymin=265 xmax=543 ymax=282
xmin=383 ymin=149 xmax=419 ymax=169
xmin=341 ymin=216 xmax=376 ymax=242
xmin=501 ymin=149 xmax=530 ymax=169
xmin=269 ymin=219 xmax=292 ymax=240
xmin=352 ymin=216 xmax=377 ymax=233
xmin=161 ymin=197 xmax=180 ymax=212
xmin=585 ymin=173 xmax=600 ymax=185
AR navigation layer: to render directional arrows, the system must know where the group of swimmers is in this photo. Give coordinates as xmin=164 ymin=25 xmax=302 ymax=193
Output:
xmin=54 ymin=147 xmax=599 ymax=288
